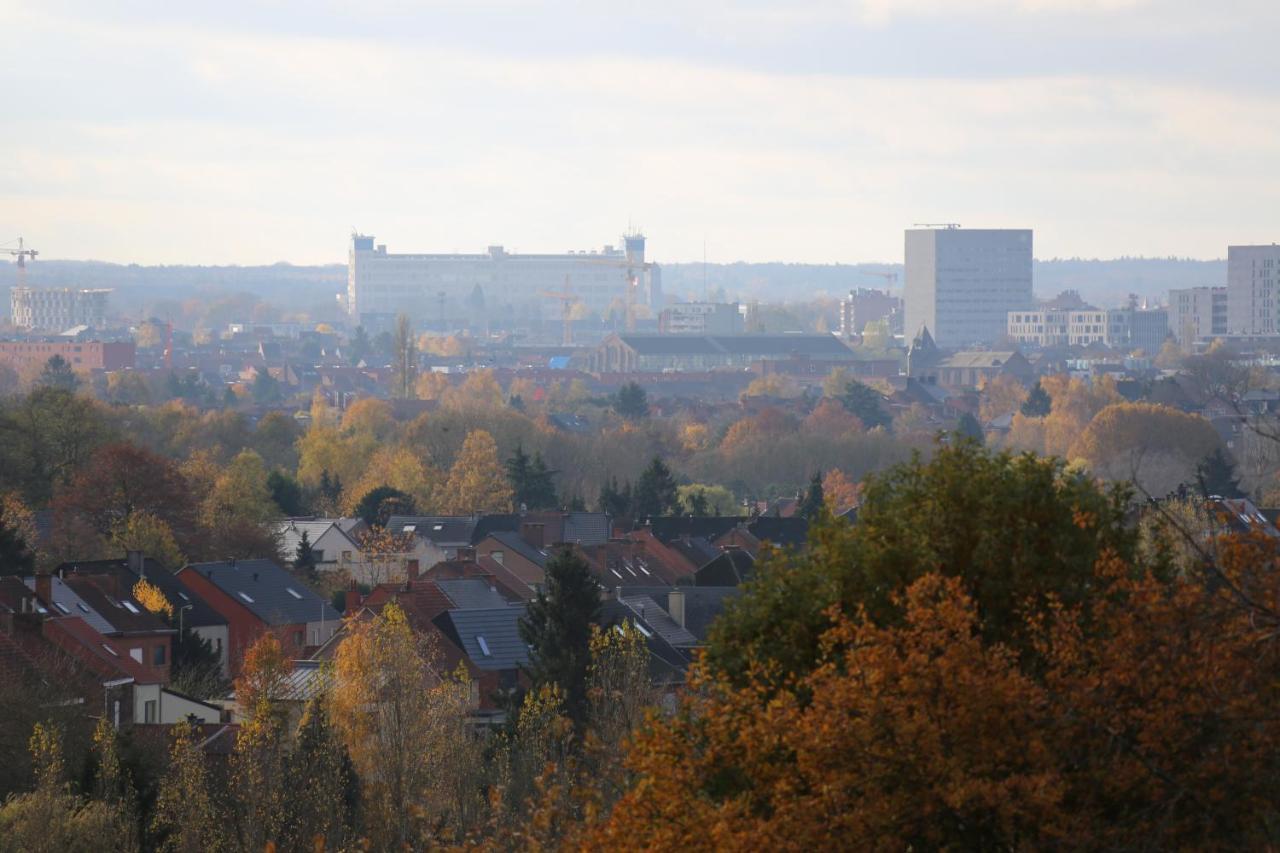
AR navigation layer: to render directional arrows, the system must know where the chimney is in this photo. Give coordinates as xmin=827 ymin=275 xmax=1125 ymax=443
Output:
xmin=126 ymin=550 xmax=144 ymax=576
xmin=520 ymin=522 xmax=545 ymax=549
xmin=667 ymin=588 xmax=686 ymax=629
xmin=457 ymin=546 xmax=476 ymax=563
xmin=406 ymin=559 xmax=420 ymax=582
xmin=344 ymin=580 xmax=362 ymax=614
xmin=35 ymin=572 xmax=53 ymax=610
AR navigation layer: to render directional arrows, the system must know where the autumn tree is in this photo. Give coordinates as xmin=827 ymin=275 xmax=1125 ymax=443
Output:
xmin=978 ymin=373 xmax=1027 ymax=422
xmin=0 ymin=512 xmax=35 ymax=576
xmin=801 ymin=398 xmax=863 ymax=438
xmin=838 ymin=379 xmax=891 ymax=430
xmin=330 ymin=602 xmax=478 ymax=847
xmin=111 ymin=511 xmax=185 ymax=571
xmin=231 ymin=633 xmax=292 ymax=851
xmin=677 ymin=483 xmax=736 ymax=517
xmin=151 ymin=720 xmax=228 ymax=852
xmin=280 ymin=698 xmax=357 ymax=851
xmin=201 ymin=449 xmax=282 ymax=560
xmin=441 ymin=429 xmax=514 ymax=514
xmin=520 ymin=547 xmax=601 ymax=726
xmin=954 ymin=411 xmax=984 ymax=443
xmin=0 ymin=386 xmax=113 ymax=505
xmin=1071 ymin=401 xmax=1221 ymax=496
xmin=821 ymin=468 xmax=860 ymax=513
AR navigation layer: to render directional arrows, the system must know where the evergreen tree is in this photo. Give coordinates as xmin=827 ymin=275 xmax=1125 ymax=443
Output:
xmin=598 ymin=476 xmax=632 ymax=519
xmin=954 ymin=412 xmax=985 ymax=443
xmin=1021 ymin=381 xmax=1052 ymax=417
xmin=508 ymin=445 xmax=559 ymax=510
xmin=797 ymin=472 xmax=825 ymax=520
xmin=281 ymin=698 xmax=357 ymax=851
xmin=319 ymin=470 xmax=343 ymax=512
xmin=1195 ymin=447 xmax=1243 ymax=498
xmin=222 ymin=385 xmax=239 ymax=407
xmin=839 ymin=380 xmax=892 ymax=430
xmin=349 ymin=325 xmax=371 ymax=366
xmin=613 ymin=382 xmax=649 ymax=421
xmin=37 ymin=355 xmax=80 ymax=392
xmin=294 ymin=530 xmax=317 ymax=579
xmin=633 ymin=456 xmax=679 ymax=519
xmin=354 ymin=485 xmax=414 ymax=527
xmin=251 ymin=368 xmax=282 ymax=404
xmin=267 ymin=470 xmax=304 ymax=516
xmin=684 ymin=490 xmax=710 ymax=517
xmin=391 ymin=313 xmax=418 ymax=399
xmin=0 ymin=514 xmax=35 ymax=576
xmin=519 ymin=547 xmax=601 ymax=725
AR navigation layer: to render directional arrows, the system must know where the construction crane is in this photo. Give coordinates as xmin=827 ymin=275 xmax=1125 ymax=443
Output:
xmin=539 ymin=277 xmax=580 ymax=345
xmin=5 ymin=237 xmax=38 ymax=288
xmin=858 ymin=270 xmax=899 ymax=286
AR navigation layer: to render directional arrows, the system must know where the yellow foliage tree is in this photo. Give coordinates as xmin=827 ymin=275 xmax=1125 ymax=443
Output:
xmin=822 ymin=468 xmax=861 ymax=513
xmin=1070 ymin=402 xmax=1222 ymax=494
xmin=978 ymin=374 xmax=1027 ymax=422
xmin=414 ymin=370 xmax=452 ymax=401
xmin=132 ymin=578 xmax=174 ymax=620
xmin=440 ymin=429 xmax=514 ymax=513
xmin=1040 ymin=373 xmax=1121 ymax=458
xmin=340 ymin=397 xmax=396 ymax=441
xmin=442 ymin=368 xmax=504 ymax=411
xmin=111 ymin=511 xmax=185 ymax=571
xmin=342 ymin=445 xmax=440 ymax=515
xmin=742 ymin=374 xmax=801 ymax=399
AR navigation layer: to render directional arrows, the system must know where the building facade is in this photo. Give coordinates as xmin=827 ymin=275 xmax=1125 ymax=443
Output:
xmin=1106 ymin=305 xmax=1170 ymax=354
xmin=10 ymin=287 xmax=111 ymax=331
xmin=347 ymin=232 xmax=661 ymax=327
xmin=585 ymin=333 xmax=855 ymax=373
xmin=838 ymin=288 xmax=902 ymax=340
xmin=904 ymin=227 xmax=1033 ymax=348
xmin=1007 ymin=307 xmax=1108 ymax=347
xmin=1170 ymin=286 xmax=1228 ymax=349
xmin=0 ymin=339 xmax=136 ymax=372
xmin=1226 ymin=244 xmax=1280 ymax=336
xmin=658 ymin=302 xmax=743 ymax=335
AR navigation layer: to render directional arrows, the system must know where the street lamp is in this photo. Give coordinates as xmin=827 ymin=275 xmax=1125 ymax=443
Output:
xmin=178 ymin=604 xmax=194 ymax=636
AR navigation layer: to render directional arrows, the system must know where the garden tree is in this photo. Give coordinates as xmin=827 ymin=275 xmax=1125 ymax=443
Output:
xmin=1039 ymin=373 xmax=1121 ymax=457
xmin=742 ymin=374 xmax=801 ymax=399
xmin=105 ymin=371 xmax=151 ymax=406
xmin=250 ymin=411 xmax=302 ymax=471
xmin=442 ymin=368 xmax=505 ymax=411
xmin=266 ymin=469 xmax=304 ymax=516
xmin=678 ymin=421 xmax=712 ymax=452
xmin=706 ymin=441 xmax=1135 ymax=688
xmin=354 ymin=526 xmax=416 ymax=586
xmin=519 ymin=547 xmax=601 ymax=725
xmin=612 ymin=381 xmax=649 ymax=421
xmin=202 ymin=449 xmax=282 ymax=560
xmin=677 ymin=483 xmax=737 ymax=517
xmin=0 ymin=386 xmax=114 ymax=504
xmin=821 ymin=366 xmax=852 ymax=398
xmin=1195 ymin=446 xmax=1243 ymax=498
xmin=294 ymin=530 xmax=317 ymax=579
xmin=954 ymin=411 xmax=985 ymax=442
xmin=580 ymin=622 xmax=656 ymax=813
xmin=317 ymin=470 xmax=343 ymax=514
xmin=231 ymin=633 xmax=291 ymax=851
xmin=506 ymin=444 xmax=558 ymax=510
xmin=353 ymin=485 xmax=416 ymax=528
xmin=37 ymin=355 xmax=80 ymax=392
xmin=151 ymin=720 xmax=228 ymax=853
xmin=342 ymin=445 xmax=438 ymax=515
xmin=1071 ymin=402 xmax=1221 ymax=496
xmin=250 ymin=368 xmax=283 ymax=404
xmin=801 ymin=398 xmax=863 ymax=438
xmin=821 ymin=468 xmax=861 ymax=513
xmin=110 ymin=511 xmax=185 ymax=571
xmin=296 ymin=424 xmax=367 ymax=495
xmin=838 ymin=379 xmax=892 ymax=430
xmin=330 ymin=602 xmax=479 ymax=847
xmin=1154 ymin=337 xmax=1183 ymax=368
xmin=339 ymin=397 xmax=397 ymax=442
xmin=0 ymin=723 xmax=127 ymax=853
xmin=392 ymin=313 xmax=418 ymax=399
xmin=415 ymin=370 xmax=451 ymax=401
xmin=132 ymin=578 xmax=173 ymax=621
xmin=632 ymin=456 xmax=679 ymax=519
xmin=598 ymin=476 xmax=632 ymax=519
xmin=90 ymin=717 xmax=137 ymax=852
xmin=1020 ymin=379 xmax=1052 ymax=417
xmin=441 ymin=429 xmax=514 ymax=513
xmin=720 ymin=408 xmax=799 ymax=452
xmin=281 ymin=698 xmax=357 ymax=852
xmin=978 ymin=373 xmax=1027 ymax=422
xmin=0 ymin=514 xmax=35 ymax=576
xmin=53 ymin=442 xmax=197 ymax=553
xmin=796 ymin=472 xmax=825 ymax=520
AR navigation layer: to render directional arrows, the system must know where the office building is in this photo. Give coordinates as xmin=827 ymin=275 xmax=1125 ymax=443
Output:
xmin=658 ymin=303 xmax=742 ymax=335
xmin=904 ymin=227 xmax=1033 ymax=348
xmin=838 ymin=288 xmax=902 ymax=340
xmin=1106 ymin=305 xmax=1170 ymax=354
xmin=1007 ymin=307 xmax=1108 ymax=347
xmin=1226 ymin=244 xmax=1280 ymax=336
xmin=10 ymin=287 xmax=111 ymax=332
xmin=1169 ymin=286 xmax=1228 ymax=349
xmin=347 ymin=231 xmax=661 ymax=328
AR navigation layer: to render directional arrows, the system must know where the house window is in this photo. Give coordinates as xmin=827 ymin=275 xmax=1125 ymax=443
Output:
xmin=130 ymin=648 xmax=143 ymax=663
xmin=144 ymin=701 xmax=157 ymax=724
xmin=294 ymin=630 xmax=304 ymax=647
xmin=491 ymin=550 xmax=504 ymax=565
xmin=314 ymin=550 xmax=325 ymax=563
xmin=153 ymin=645 xmax=166 ymax=666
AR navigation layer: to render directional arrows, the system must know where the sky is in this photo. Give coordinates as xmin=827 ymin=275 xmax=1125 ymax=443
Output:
xmin=1 ymin=0 xmax=1277 ymax=266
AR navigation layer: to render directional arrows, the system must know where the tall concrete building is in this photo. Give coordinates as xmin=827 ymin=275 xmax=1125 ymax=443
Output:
xmin=9 ymin=287 xmax=111 ymax=332
xmin=347 ymin=231 xmax=661 ymax=329
xmin=1227 ymin=244 xmax=1280 ymax=336
xmin=658 ymin=302 xmax=742 ymax=335
xmin=1169 ymin=286 xmax=1228 ymax=349
xmin=904 ymin=227 xmax=1033 ymax=348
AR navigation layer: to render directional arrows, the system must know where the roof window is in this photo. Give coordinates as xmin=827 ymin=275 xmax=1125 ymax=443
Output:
xmin=286 ymin=588 xmax=303 ymax=600
xmin=76 ymin=603 xmax=90 ymax=614
xmin=53 ymin=602 xmax=71 ymax=615
xmin=476 ymin=635 xmax=491 ymax=656
xmin=101 ymin=643 xmax=119 ymax=657
xmin=634 ymin=622 xmax=653 ymax=638
xmin=122 ymin=601 xmax=140 ymax=614
xmin=404 ymin=524 xmax=417 ymax=533
xmin=238 ymin=592 xmax=255 ymax=604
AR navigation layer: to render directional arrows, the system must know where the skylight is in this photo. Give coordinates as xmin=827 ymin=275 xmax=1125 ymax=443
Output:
xmin=53 ymin=602 xmax=70 ymax=615
xmin=286 ymin=588 xmax=303 ymax=600
xmin=476 ymin=635 xmax=491 ymax=656
xmin=404 ymin=524 xmax=417 ymax=533
xmin=178 ymin=592 xmax=190 ymax=601
xmin=76 ymin=603 xmax=90 ymax=614
xmin=122 ymin=601 xmax=140 ymax=614
xmin=610 ymin=568 xmax=623 ymax=579
xmin=238 ymin=592 xmax=255 ymax=604
xmin=101 ymin=644 xmax=119 ymax=657
xmin=432 ymin=524 xmax=444 ymax=531
xmin=634 ymin=623 xmax=653 ymax=638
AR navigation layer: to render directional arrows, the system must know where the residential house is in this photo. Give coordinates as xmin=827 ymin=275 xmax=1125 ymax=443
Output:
xmin=276 ymin=517 xmax=368 ymax=577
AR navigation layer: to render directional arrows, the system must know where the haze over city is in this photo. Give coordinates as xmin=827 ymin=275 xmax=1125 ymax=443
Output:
xmin=4 ymin=0 xmax=1279 ymax=265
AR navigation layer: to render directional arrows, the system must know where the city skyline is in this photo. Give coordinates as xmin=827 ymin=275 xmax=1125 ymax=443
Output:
xmin=3 ymin=1 xmax=1278 ymax=266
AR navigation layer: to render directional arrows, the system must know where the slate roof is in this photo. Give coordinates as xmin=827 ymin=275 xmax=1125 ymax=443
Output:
xmin=618 ymin=595 xmax=700 ymax=649
xmin=485 ymin=530 xmax=550 ymax=568
xmin=615 ymin=334 xmax=854 ymax=359
xmin=55 ymin=558 xmax=226 ymax=629
xmin=25 ymin=576 xmax=113 ymax=633
xmin=674 ymin=587 xmax=741 ymax=642
xmin=435 ymin=578 xmax=512 ymax=610
xmin=183 ymin=559 xmax=340 ymax=626
xmin=61 ymin=576 xmax=173 ymax=635
xmin=745 ymin=517 xmax=810 ymax=549
xmin=388 ymin=516 xmax=477 ymax=545
xmin=617 ymin=335 xmax=725 ymax=355
xmin=939 ymin=351 xmax=1022 ymax=369
xmin=644 ymin=517 xmax=749 ymax=544
xmin=562 ymin=512 xmax=612 ymax=545
xmin=597 ymin=600 xmax=691 ymax=680
xmin=691 ymin=549 xmax=755 ymax=586
xmin=435 ymin=607 xmax=530 ymax=671
xmin=274 ymin=660 xmax=333 ymax=703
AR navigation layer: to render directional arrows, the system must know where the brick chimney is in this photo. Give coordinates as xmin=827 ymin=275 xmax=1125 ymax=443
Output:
xmin=126 ymin=549 xmax=145 ymax=576
xmin=457 ymin=546 xmax=476 ymax=563
xmin=520 ymin=522 xmax=545 ymax=549
xmin=667 ymin=588 xmax=686 ymax=629
xmin=344 ymin=580 xmax=362 ymax=614
xmin=406 ymin=559 xmax=420 ymax=582
xmin=34 ymin=572 xmax=53 ymax=609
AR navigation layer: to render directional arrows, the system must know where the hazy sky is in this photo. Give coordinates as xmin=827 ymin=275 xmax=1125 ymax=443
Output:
xmin=2 ymin=1 xmax=1277 ymax=265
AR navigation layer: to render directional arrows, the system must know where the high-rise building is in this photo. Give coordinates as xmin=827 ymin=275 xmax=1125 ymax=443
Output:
xmin=1169 ymin=286 xmax=1228 ymax=349
xmin=904 ymin=227 xmax=1033 ymax=348
xmin=1226 ymin=244 xmax=1280 ymax=336
xmin=346 ymin=231 xmax=661 ymax=329
xmin=9 ymin=287 xmax=111 ymax=331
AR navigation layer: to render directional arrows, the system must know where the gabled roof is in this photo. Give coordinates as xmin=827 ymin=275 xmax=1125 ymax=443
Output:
xmin=483 ymin=530 xmax=549 ymax=569
xmin=182 ymin=559 xmax=340 ymax=626
xmin=388 ymin=516 xmax=477 ymax=545
xmin=25 ymin=576 xmax=112 ymax=633
xmin=597 ymin=600 xmax=691 ymax=681
xmin=60 ymin=576 xmax=173 ymax=635
xmin=618 ymin=595 xmax=700 ymax=649
xmin=435 ymin=578 xmax=512 ymax=610
xmin=42 ymin=616 xmax=153 ymax=683
xmin=55 ymin=558 xmax=226 ymax=629
xmin=435 ymin=607 xmax=530 ymax=671
xmin=690 ymin=549 xmax=755 ymax=586
xmin=274 ymin=660 xmax=333 ymax=703
xmin=644 ymin=516 xmax=749 ymax=545
xmin=362 ymin=580 xmax=456 ymax=631
xmin=561 ymin=512 xmax=612 ymax=545
xmin=939 ymin=351 xmax=1025 ymax=369
xmin=276 ymin=519 xmax=358 ymax=559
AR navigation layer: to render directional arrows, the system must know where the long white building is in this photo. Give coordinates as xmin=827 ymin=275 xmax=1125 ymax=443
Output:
xmin=346 ymin=232 xmax=661 ymax=328
xmin=904 ymin=226 xmax=1033 ymax=348
xmin=9 ymin=287 xmax=111 ymax=331
xmin=1226 ymin=244 xmax=1280 ymax=336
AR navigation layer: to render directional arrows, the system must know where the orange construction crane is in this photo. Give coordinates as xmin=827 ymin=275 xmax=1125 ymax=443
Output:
xmin=539 ymin=277 xmax=580 ymax=345
xmin=5 ymin=237 xmax=38 ymax=288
